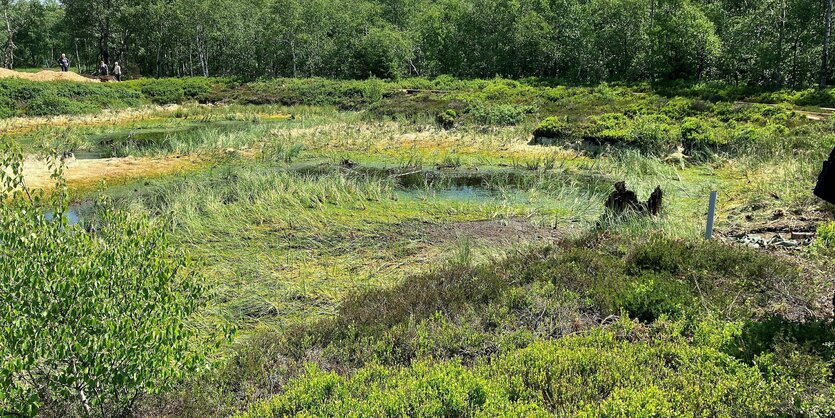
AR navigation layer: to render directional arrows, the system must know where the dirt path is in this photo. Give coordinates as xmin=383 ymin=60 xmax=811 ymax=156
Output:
xmin=424 ymin=218 xmax=575 ymax=244
xmin=23 ymin=154 xmax=202 ymax=190
xmin=733 ymin=100 xmax=831 ymax=121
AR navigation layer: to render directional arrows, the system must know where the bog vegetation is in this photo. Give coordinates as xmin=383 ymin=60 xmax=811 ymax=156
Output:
xmin=0 ymin=32 xmax=834 ymax=418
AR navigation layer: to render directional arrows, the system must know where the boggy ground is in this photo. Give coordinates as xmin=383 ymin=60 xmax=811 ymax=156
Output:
xmin=6 ymin=97 xmax=835 ymax=416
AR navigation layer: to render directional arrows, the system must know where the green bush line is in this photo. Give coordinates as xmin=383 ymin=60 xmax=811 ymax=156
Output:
xmin=4 ymin=76 xmax=835 ymax=121
xmin=238 ymin=325 xmax=833 ymax=417
xmin=0 ymin=78 xmax=143 ymax=117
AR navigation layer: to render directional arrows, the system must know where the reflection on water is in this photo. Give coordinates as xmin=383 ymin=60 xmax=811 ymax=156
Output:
xmin=45 ymin=202 xmax=90 ymax=225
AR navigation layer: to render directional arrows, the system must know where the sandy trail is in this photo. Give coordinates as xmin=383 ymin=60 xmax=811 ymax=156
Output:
xmin=0 ymin=68 xmax=96 ymax=83
xmin=23 ymin=154 xmax=201 ymax=190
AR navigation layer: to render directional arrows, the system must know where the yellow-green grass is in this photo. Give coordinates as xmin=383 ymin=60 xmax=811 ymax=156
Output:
xmin=17 ymin=104 xmax=829 ymax=334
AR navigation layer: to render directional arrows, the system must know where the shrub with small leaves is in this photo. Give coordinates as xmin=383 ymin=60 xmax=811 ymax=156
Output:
xmin=811 ymin=221 xmax=835 ymax=253
xmin=435 ymin=109 xmax=458 ymax=129
xmin=532 ymin=116 xmax=572 ymax=140
xmin=0 ymin=147 xmax=209 ymax=417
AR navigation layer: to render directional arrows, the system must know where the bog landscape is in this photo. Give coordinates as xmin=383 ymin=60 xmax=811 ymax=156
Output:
xmin=1 ymin=1 xmax=834 ymax=417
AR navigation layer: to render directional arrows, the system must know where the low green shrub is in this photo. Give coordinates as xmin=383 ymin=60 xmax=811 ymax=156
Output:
xmin=680 ymin=116 xmax=724 ymax=152
xmin=0 ymin=79 xmax=142 ymax=117
xmin=435 ymin=109 xmax=458 ymax=129
xmin=626 ymin=114 xmax=680 ymax=155
xmin=661 ymin=97 xmax=695 ymax=119
xmin=26 ymin=95 xmax=97 ymax=116
xmin=532 ymin=116 xmax=571 ymax=140
xmin=141 ymin=80 xmax=186 ymax=105
xmin=796 ymin=89 xmax=835 ymax=107
xmin=240 ymin=78 xmax=395 ymax=109
xmin=812 ymin=221 xmax=835 ymax=253
xmin=467 ymin=101 xmax=536 ymax=126
xmin=614 ymin=273 xmax=691 ymax=322
xmin=0 ymin=95 xmax=15 ymax=118
xmin=238 ymin=325 xmax=832 ymax=418
xmin=584 ymin=112 xmax=631 ymax=143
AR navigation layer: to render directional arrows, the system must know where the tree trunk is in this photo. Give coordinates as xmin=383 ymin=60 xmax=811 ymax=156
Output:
xmin=3 ymin=7 xmax=16 ymax=69
xmin=776 ymin=0 xmax=786 ymax=87
xmin=821 ymin=0 xmax=833 ymax=89
xmin=290 ymin=38 xmax=298 ymax=78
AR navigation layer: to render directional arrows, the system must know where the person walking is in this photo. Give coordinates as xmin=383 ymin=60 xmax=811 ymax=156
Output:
xmin=97 ymin=60 xmax=109 ymax=76
xmin=58 ymin=53 xmax=70 ymax=72
xmin=113 ymin=61 xmax=122 ymax=81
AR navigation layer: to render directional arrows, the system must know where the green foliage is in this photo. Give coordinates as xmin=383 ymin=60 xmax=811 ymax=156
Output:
xmin=614 ymin=273 xmax=690 ymax=322
xmin=585 ymin=113 xmax=631 ymax=143
xmin=626 ymin=114 xmax=680 ymax=155
xmin=467 ymin=101 xmax=536 ymax=126
xmin=661 ymin=97 xmax=695 ymax=119
xmin=0 ymin=95 xmax=17 ymax=118
xmin=141 ymin=80 xmax=186 ymax=105
xmin=241 ymin=78 xmax=394 ymax=109
xmin=811 ymin=221 xmax=835 ymax=253
xmin=533 ymin=116 xmax=571 ymax=140
xmin=0 ymin=79 xmax=143 ymax=118
xmin=26 ymin=94 xmax=97 ymax=116
xmin=202 ymin=232 xmax=830 ymax=416
xmin=0 ymin=149 xmax=209 ymax=416
xmin=239 ymin=325 xmax=831 ymax=417
xmin=680 ymin=116 xmax=722 ymax=151
xmin=435 ymin=108 xmax=458 ymax=129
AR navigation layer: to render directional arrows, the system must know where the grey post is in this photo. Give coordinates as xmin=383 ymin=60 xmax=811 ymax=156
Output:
xmin=705 ymin=191 xmax=717 ymax=240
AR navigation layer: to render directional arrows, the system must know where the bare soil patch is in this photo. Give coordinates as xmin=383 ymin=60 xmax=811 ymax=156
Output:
xmin=23 ymin=154 xmax=201 ymax=190
xmin=424 ymin=218 xmax=572 ymax=244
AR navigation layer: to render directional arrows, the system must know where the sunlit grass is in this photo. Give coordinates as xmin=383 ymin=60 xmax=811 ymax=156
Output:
xmin=17 ymin=103 xmax=829 ymax=334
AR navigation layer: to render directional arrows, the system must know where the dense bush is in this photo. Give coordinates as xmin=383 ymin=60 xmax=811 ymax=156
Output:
xmin=532 ymin=116 xmax=572 ymax=140
xmin=0 ymin=95 xmax=15 ymax=118
xmin=467 ymin=102 xmax=536 ymax=126
xmin=239 ymin=324 xmax=832 ymax=417
xmin=584 ymin=113 xmax=631 ymax=143
xmin=140 ymin=80 xmax=186 ymax=104
xmin=124 ymin=77 xmax=215 ymax=99
xmin=626 ymin=114 xmax=680 ymax=154
xmin=0 ymin=79 xmax=142 ymax=117
xmin=239 ymin=78 xmax=394 ymax=109
xmin=435 ymin=109 xmax=458 ymax=129
xmin=26 ymin=95 xmax=97 ymax=116
xmin=0 ymin=150 xmax=209 ymax=417
xmin=812 ymin=221 xmax=835 ymax=253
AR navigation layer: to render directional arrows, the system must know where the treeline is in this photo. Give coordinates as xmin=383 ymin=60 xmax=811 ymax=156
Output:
xmin=0 ymin=0 xmax=832 ymax=87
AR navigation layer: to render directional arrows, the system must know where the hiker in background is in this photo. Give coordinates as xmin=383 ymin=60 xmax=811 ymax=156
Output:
xmin=58 ymin=54 xmax=69 ymax=72
xmin=97 ymin=60 xmax=109 ymax=76
xmin=113 ymin=62 xmax=122 ymax=81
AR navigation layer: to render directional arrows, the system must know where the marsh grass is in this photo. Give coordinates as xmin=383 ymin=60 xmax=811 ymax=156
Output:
xmin=6 ymin=84 xmax=835 ymax=417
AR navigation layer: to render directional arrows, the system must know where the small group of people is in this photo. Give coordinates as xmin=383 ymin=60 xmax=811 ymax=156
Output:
xmin=96 ymin=60 xmax=123 ymax=81
xmin=57 ymin=53 xmax=123 ymax=81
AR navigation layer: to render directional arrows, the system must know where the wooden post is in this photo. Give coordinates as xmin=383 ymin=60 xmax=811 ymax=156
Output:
xmin=705 ymin=191 xmax=717 ymax=240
